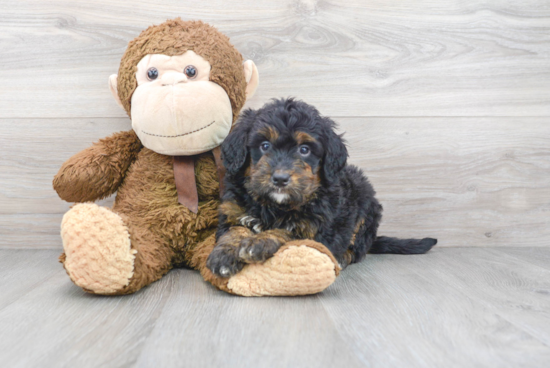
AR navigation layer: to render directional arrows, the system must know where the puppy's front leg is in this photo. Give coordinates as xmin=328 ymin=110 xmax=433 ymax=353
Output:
xmin=207 ymin=227 xmax=254 ymax=278
xmin=238 ymin=229 xmax=293 ymax=263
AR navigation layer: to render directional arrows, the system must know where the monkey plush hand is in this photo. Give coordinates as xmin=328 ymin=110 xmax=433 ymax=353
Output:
xmin=53 ymin=19 xmax=339 ymax=296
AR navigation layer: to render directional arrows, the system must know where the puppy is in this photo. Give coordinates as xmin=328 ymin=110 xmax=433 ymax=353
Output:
xmin=207 ymin=98 xmax=436 ymax=278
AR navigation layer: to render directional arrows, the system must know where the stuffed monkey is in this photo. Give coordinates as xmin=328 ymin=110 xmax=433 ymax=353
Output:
xmin=53 ymin=19 xmax=339 ymax=296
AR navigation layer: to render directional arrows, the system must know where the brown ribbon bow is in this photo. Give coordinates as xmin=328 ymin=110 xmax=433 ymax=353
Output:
xmin=172 ymin=146 xmax=226 ymax=214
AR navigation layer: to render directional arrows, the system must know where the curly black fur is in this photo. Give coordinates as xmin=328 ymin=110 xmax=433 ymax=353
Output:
xmin=207 ymin=98 xmax=437 ymax=278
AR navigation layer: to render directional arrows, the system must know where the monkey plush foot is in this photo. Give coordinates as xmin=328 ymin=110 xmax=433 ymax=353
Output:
xmin=60 ymin=203 xmax=136 ymax=294
xmin=226 ymin=239 xmax=340 ymax=297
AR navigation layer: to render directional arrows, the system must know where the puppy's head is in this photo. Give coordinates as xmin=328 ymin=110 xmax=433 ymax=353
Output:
xmin=222 ymin=98 xmax=348 ymax=207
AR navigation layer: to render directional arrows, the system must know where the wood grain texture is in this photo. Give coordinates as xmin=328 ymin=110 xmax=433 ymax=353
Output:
xmin=498 ymin=247 xmax=550 ymax=271
xmin=0 ymin=250 xmax=64 ymax=310
xmin=1 ymin=248 xmax=550 ymax=368
xmin=321 ymin=248 xmax=550 ymax=368
xmin=342 ymin=117 xmax=550 ymax=247
xmin=0 ymin=0 xmax=549 ymax=118
xmin=1 ymin=1 xmax=549 ymax=248
xmin=1 ymin=117 xmax=548 ymax=248
xmin=133 ymin=275 xmax=364 ymax=368
xmin=0 ymin=118 xmax=124 ymax=248
xmin=0 ymin=249 xmax=174 ymax=368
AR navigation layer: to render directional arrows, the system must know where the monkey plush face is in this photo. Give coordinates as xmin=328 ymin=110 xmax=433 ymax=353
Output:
xmin=130 ymin=51 xmax=232 ymax=155
xmin=108 ymin=19 xmax=259 ymax=156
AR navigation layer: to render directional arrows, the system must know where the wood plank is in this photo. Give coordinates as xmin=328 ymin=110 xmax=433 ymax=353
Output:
xmin=321 ymin=248 xmax=550 ymax=367
xmin=383 ymin=248 xmax=550 ymax=347
xmin=2 ymin=117 xmax=549 ymax=248
xmin=0 ymin=117 xmax=122 ymax=248
xmin=498 ymin=247 xmax=550 ymax=271
xmin=1 ymin=0 xmax=549 ymax=118
xmin=0 ymin=250 xmax=64 ymax=310
xmin=0 ymin=256 xmax=174 ymax=368
xmin=342 ymin=117 xmax=550 ymax=247
xmin=1 ymin=248 xmax=550 ymax=367
xmin=134 ymin=271 xmax=364 ymax=368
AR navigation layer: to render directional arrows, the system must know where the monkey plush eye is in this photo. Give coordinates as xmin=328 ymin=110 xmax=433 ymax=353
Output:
xmin=260 ymin=141 xmax=271 ymax=152
xmin=147 ymin=67 xmax=159 ymax=80
xmin=184 ymin=65 xmax=197 ymax=79
xmin=298 ymin=145 xmax=310 ymax=156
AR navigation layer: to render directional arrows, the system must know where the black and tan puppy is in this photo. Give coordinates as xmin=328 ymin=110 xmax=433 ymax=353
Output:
xmin=207 ymin=98 xmax=436 ymax=278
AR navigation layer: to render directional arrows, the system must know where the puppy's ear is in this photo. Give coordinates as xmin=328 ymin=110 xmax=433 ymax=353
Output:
xmin=222 ymin=109 xmax=256 ymax=175
xmin=322 ymin=119 xmax=348 ymax=183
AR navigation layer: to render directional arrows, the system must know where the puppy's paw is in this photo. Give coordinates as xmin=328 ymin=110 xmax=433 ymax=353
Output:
xmin=238 ymin=236 xmax=283 ymax=263
xmin=206 ymin=246 xmax=244 ymax=278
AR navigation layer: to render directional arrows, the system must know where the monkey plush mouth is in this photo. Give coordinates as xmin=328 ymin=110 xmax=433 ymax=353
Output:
xmin=141 ymin=120 xmax=216 ymax=138
xmin=131 ymin=79 xmax=233 ymax=156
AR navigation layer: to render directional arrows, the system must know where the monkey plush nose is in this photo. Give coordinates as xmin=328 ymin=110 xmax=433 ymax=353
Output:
xmin=271 ymin=172 xmax=290 ymax=187
xmin=161 ymin=72 xmax=188 ymax=86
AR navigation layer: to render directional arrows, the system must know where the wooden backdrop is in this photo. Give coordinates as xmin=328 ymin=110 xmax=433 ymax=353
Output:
xmin=1 ymin=0 xmax=549 ymax=248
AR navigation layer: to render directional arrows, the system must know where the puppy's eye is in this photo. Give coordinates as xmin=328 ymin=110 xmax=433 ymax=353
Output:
xmin=298 ymin=145 xmax=310 ymax=156
xmin=184 ymin=65 xmax=197 ymax=79
xmin=260 ymin=141 xmax=271 ymax=152
xmin=147 ymin=67 xmax=159 ymax=80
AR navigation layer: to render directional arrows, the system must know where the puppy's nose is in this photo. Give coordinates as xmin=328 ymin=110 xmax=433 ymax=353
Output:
xmin=271 ymin=171 xmax=290 ymax=187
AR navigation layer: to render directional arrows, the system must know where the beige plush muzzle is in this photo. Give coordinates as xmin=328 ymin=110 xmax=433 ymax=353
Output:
xmin=131 ymin=79 xmax=232 ymax=156
xmin=109 ymin=51 xmax=258 ymax=156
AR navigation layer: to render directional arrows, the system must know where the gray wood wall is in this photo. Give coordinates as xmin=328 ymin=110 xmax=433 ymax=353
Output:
xmin=1 ymin=0 xmax=549 ymax=248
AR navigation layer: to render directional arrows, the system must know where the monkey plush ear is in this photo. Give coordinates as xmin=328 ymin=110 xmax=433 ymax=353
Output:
xmin=221 ymin=109 xmax=256 ymax=175
xmin=108 ymin=74 xmax=124 ymax=109
xmin=243 ymin=60 xmax=259 ymax=99
xmin=322 ymin=119 xmax=348 ymax=183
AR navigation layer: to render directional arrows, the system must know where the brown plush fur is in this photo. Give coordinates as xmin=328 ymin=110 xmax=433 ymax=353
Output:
xmin=117 ymin=18 xmax=247 ymax=122
xmin=54 ymin=131 xmax=224 ymax=294
xmin=54 ymin=19 xmax=249 ymax=295
xmin=53 ymin=131 xmax=142 ymax=202
xmin=226 ymin=240 xmax=340 ymax=297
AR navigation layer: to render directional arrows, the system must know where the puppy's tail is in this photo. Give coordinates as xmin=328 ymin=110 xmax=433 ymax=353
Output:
xmin=369 ymin=236 xmax=437 ymax=254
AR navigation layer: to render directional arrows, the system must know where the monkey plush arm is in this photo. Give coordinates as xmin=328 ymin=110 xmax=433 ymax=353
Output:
xmin=53 ymin=130 xmax=143 ymax=203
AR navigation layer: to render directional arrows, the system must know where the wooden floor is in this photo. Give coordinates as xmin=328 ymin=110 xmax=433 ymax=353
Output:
xmin=2 ymin=247 xmax=550 ymax=368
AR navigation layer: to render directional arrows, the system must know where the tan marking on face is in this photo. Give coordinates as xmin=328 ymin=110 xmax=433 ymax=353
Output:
xmin=290 ymin=160 xmax=321 ymax=203
xmin=245 ymin=154 xmax=284 ymax=203
xmin=258 ymin=126 xmax=279 ymax=142
xmin=294 ymin=131 xmax=316 ymax=145
xmin=250 ymin=156 xmax=272 ymax=185
xmin=289 ymin=171 xmax=301 ymax=184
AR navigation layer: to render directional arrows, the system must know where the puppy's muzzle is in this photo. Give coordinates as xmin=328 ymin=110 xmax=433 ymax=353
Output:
xmin=271 ymin=170 xmax=290 ymax=188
